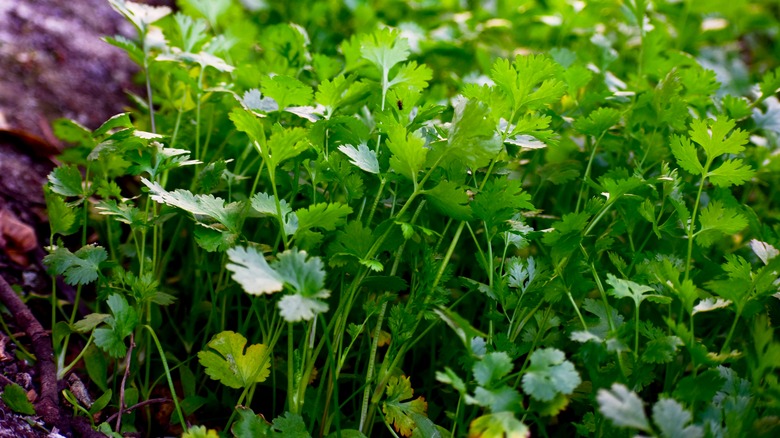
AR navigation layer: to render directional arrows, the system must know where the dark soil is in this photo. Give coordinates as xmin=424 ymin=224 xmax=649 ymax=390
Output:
xmin=0 ymin=0 xmax=168 ymax=436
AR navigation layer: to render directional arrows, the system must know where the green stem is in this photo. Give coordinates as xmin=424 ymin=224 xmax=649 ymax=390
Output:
xmin=142 ymin=325 xmax=186 ymax=431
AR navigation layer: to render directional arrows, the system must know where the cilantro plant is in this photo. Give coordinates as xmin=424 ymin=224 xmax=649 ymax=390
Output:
xmin=39 ymin=0 xmax=780 ymax=436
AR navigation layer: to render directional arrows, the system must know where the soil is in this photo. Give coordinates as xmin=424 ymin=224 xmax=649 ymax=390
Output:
xmin=0 ymin=0 xmax=169 ymax=436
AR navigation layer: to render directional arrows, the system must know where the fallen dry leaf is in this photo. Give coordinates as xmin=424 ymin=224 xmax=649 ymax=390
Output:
xmin=0 ymin=209 xmax=37 ymax=266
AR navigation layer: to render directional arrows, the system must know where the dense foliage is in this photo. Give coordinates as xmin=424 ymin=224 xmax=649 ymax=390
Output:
xmin=36 ymin=0 xmax=780 ymax=436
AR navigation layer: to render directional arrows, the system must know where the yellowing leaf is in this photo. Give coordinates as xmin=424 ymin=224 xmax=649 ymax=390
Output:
xmin=383 ymin=375 xmax=428 ymax=437
xmin=198 ymin=331 xmax=271 ymax=389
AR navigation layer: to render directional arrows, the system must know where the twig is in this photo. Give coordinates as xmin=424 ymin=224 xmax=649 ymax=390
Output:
xmin=0 ymin=274 xmax=60 ymax=428
xmin=104 ymin=398 xmax=172 ymax=424
xmin=115 ymin=333 xmax=135 ymax=433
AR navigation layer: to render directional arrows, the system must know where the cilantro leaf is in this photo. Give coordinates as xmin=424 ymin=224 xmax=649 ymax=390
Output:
xmin=696 ymin=200 xmax=747 ymax=247
xmin=295 ymin=203 xmax=352 ymax=234
xmin=232 ymin=406 xmax=272 ymax=438
xmin=386 ymin=123 xmax=428 ymax=182
xmin=142 ymin=178 xmax=242 ymax=231
xmin=641 ymin=336 xmax=684 ymax=364
xmin=749 ymin=239 xmax=779 ymax=265
xmin=444 ymin=98 xmax=502 ymax=170
xmin=48 ymin=165 xmax=84 ymax=198
xmin=472 ymin=177 xmax=533 ymax=232
xmin=423 ymin=180 xmax=472 ymax=221
xmin=338 ymin=143 xmax=380 ymax=174
xmin=250 ymin=193 xmax=298 ymax=236
xmin=606 ymin=274 xmax=658 ymax=308
xmin=473 ymin=352 xmax=514 ymax=387
xmin=382 ymin=375 xmax=428 ymax=437
xmin=278 ymin=294 xmax=330 ymax=323
xmin=597 ymin=383 xmax=650 ymax=432
xmin=261 ymin=75 xmax=313 ymax=110
xmin=45 ymin=189 xmax=78 ymax=236
xmin=574 ymin=107 xmax=621 ymax=136
xmin=759 ymin=67 xmax=780 ymax=99
xmin=226 ymin=246 xmax=284 ymax=295
xmin=689 ymin=116 xmax=749 ymax=158
xmin=707 ymin=159 xmax=754 ymax=187
xmin=670 ymin=135 xmax=704 ymax=176
xmin=197 ymin=331 xmax=271 ymax=389
xmin=44 ymin=244 xmax=107 ymax=286
xmin=468 ymin=412 xmax=529 ymax=438
xmin=521 ymin=348 xmax=581 ymax=402
xmin=387 ymin=61 xmax=432 ymax=91
xmin=273 ymin=250 xmax=326 ymax=296
xmin=94 ymin=294 xmax=139 ymax=358
xmin=272 ymin=250 xmax=331 ymax=322
xmin=360 ymin=28 xmax=410 ymax=85
xmin=271 ymin=412 xmax=311 ymax=437
xmin=652 ymin=399 xmax=703 ymax=438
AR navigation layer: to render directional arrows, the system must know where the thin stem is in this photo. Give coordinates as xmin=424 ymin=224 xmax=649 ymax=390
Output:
xmin=142 ymin=325 xmax=187 ymax=431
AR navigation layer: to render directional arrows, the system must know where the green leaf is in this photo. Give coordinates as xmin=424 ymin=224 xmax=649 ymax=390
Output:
xmin=469 ymin=386 xmax=522 ymax=413
xmin=45 ymin=189 xmax=78 ymax=236
xmin=1 ymin=383 xmax=35 ymax=415
xmin=142 ymin=178 xmax=242 ymax=231
xmin=48 ymin=165 xmax=84 ymax=198
xmin=670 ymin=135 xmax=704 ymax=176
xmin=387 ymin=61 xmax=433 ymax=91
xmin=338 ymin=143 xmax=379 ymax=174
xmin=260 ymin=75 xmax=313 ymax=110
xmin=606 ymin=274 xmax=662 ymax=308
xmin=74 ymin=313 xmax=110 ymax=333
xmin=93 ymin=113 xmax=133 ymax=137
xmin=383 ymin=375 xmax=428 ymax=437
xmin=360 ymin=28 xmax=410 ymax=82
xmin=95 ymin=200 xmax=144 ymax=226
xmin=491 ymin=55 xmax=566 ymax=113
xmin=94 ymin=294 xmax=139 ymax=358
xmin=273 ymin=249 xmax=326 ymax=297
xmin=641 ymin=336 xmax=684 ymax=364
xmin=197 ymin=331 xmax=271 ymax=389
xmin=689 ymin=116 xmax=749 ymax=158
xmin=542 ymin=211 xmax=590 ymax=262
xmin=295 ymin=203 xmax=352 ymax=234
xmin=53 ymin=118 xmax=94 ymax=148
xmin=697 ymin=200 xmax=747 ymax=247
xmin=424 ymin=180 xmax=472 ymax=221
xmin=597 ymin=383 xmax=650 ymax=432
xmin=278 ymin=294 xmax=330 ymax=323
xmin=652 ymin=399 xmax=703 ymax=438
xmin=226 ymin=246 xmax=284 ymax=296
xmin=44 ymin=244 xmax=107 ymax=286
xmin=469 ymin=412 xmax=529 ymax=438
xmin=231 ymin=405 xmax=271 ymax=438
xmin=473 ymin=352 xmax=514 ymax=387
xmin=386 ymin=123 xmax=428 ymax=181
xmin=521 ymin=348 xmax=581 ymax=402
xmin=445 ymin=98 xmax=502 ymax=170
xmin=250 ymin=193 xmax=298 ymax=236
xmin=266 ymin=125 xmax=310 ymax=168
xmin=271 ymin=412 xmax=311 ymax=437
xmin=759 ymin=67 xmax=780 ymax=98
xmin=707 ymin=159 xmax=754 ymax=187
xmin=108 ymin=0 xmax=171 ymax=33
xmin=472 ymin=177 xmax=534 ymax=232
xmin=574 ymin=107 xmax=621 ymax=136
xmin=273 ymin=250 xmax=330 ymax=322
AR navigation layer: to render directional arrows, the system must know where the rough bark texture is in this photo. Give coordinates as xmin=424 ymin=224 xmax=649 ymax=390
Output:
xmin=0 ymin=275 xmax=59 ymax=428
